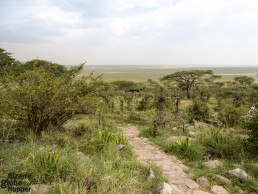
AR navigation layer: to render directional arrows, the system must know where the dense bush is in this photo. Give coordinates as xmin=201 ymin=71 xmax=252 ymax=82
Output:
xmin=244 ymin=112 xmax=258 ymax=155
xmin=0 ymin=65 xmax=85 ymax=134
xmin=187 ymin=100 xmax=210 ymax=122
xmin=218 ymin=104 xmax=244 ymax=127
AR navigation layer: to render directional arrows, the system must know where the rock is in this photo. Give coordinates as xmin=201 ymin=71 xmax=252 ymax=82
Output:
xmin=215 ymin=175 xmax=231 ymax=184
xmin=76 ymin=151 xmax=90 ymax=162
xmin=188 ymin=172 xmax=195 ymax=178
xmin=245 ymin=105 xmax=256 ymax=118
xmin=194 ymin=121 xmax=201 ymax=128
xmin=169 ymin=184 xmax=184 ymax=194
xmin=196 ymin=176 xmax=210 ymax=188
xmin=146 ymin=168 xmax=155 ymax=181
xmin=153 ymin=182 xmax=173 ymax=194
xmin=141 ymin=137 xmax=149 ymax=142
xmin=171 ymin=127 xmax=178 ymax=132
xmin=228 ymin=168 xmax=251 ymax=180
xmin=210 ymin=185 xmax=228 ymax=194
xmin=188 ymin=131 xmax=198 ymax=137
xmin=203 ymin=160 xmax=223 ymax=169
xmin=118 ymin=144 xmax=125 ymax=150
xmin=185 ymin=178 xmax=199 ymax=189
xmin=193 ymin=191 xmax=212 ymax=194
xmin=238 ymin=134 xmax=249 ymax=140
xmin=228 ymin=128 xmax=235 ymax=132
xmin=30 ymin=184 xmax=50 ymax=194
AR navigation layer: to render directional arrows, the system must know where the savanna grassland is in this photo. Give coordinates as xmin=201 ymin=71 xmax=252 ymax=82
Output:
xmin=1 ymin=47 xmax=258 ymax=194
xmin=81 ymin=65 xmax=258 ymax=82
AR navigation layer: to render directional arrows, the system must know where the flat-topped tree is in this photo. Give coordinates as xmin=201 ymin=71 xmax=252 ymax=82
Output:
xmin=234 ymin=76 xmax=254 ymax=88
xmin=160 ymin=70 xmax=213 ymax=99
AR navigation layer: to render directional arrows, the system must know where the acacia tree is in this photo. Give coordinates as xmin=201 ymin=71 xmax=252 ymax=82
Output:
xmin=111 ymin=80 xmax=139 ymax=112
xmin=160 ymin=70 xmax=213 ymax=99
xmin=234 ymin=76 xmax=254 ymax=89
xmin=138 ymin=79 xmax=159 ymax=111
xmin=0 ymin=48 xmax=20 ymax=76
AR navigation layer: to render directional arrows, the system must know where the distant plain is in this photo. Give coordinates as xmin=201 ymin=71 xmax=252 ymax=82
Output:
xmin=81 ymin=65 xmax=258 ymax=82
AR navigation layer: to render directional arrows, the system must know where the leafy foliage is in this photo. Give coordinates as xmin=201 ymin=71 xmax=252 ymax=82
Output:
xmin=0 ymin=65 xmax=86 ymax=134
xmin=20 ymin=59 xmax=68 ymax=76
xmin=244 ymin=112 xmax=258 ymax=155
xmin=161 ymin=70 xmax=214 ymax=99
xmin=0 ymin=48 xmax=20 ymax=76
xmin=187 ymin=100 xmax=210 ymax=122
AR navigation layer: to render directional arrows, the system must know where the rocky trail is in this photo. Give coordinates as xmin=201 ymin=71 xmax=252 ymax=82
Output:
xmin=122 ymin=125 xmax=210 ymax=194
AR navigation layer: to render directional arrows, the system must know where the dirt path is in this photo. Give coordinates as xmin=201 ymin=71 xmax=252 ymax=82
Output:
xmin=122 ymin=125 xmax=208 ymax=194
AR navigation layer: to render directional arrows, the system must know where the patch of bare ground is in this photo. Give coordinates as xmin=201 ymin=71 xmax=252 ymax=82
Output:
xmin=122 ymin=125 xmax=208 ymax=194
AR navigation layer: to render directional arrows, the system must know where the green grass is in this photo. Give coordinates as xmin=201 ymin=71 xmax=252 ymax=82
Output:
xmin=0 ymin=117 xmax=166 ymax=194
xmin=138 ymin=122 xmax=258 ymax=193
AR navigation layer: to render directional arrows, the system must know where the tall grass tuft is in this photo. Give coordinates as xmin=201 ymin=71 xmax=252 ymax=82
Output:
xmin=164 ymin=138 xmax=205 ymax=161
xmin=196 ymin=129 xmax=246 ymax=161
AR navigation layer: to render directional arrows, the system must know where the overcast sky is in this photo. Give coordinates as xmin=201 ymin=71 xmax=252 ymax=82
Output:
xmin=1 ymin=0 xmax=258 ymax=66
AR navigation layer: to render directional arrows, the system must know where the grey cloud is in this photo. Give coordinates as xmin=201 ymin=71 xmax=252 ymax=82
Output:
xmin=49 ymin=0 xmax=108 ymax=18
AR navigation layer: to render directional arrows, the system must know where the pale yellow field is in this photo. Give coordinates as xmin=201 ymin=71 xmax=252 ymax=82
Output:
xmin=81 ymin=65 xmax=258 ymax=82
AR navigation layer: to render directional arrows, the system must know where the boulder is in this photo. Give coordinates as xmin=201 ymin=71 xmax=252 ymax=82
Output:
xmin=194 ymin=121 xmax=202 ymax=128
xmin=169 ymin=184 xmax=184 ymax=194
xmin=210 ymin=185 xmax=228 ymax=194
xmin=238 ymin=134 xmax=249 ymax=140
xmin=153 ymin=182 xmax=173 ymax=194
xmin=141 ymin=137 xmax=149 ymax=142
xmin=146 ymin=168 xmax=155 ymax=181
xmin=196 ymin=176 xmax=210 ymax=189
xmin=214 ymin=175 xmax=231 ymax=184
xmin=228 ymin=168 xmax=251 ymax=180
xmin=188 ymin=131 xmax=198 ymax=137
xmin=185 ymin=178 xmax=199 ymax=189
xmin=118 ymin=144 xmax=125 ymax=150
xmin=203 ymin=160 xmax=223 ymax=169
xmin=193 ymin=191 xmax=212 ymax=194
xmin=171 ymin=127 xmax=178 ymax=132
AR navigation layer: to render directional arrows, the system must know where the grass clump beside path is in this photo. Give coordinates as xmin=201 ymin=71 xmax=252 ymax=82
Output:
xmin=0 ymin=116 xmax=165 ymax=194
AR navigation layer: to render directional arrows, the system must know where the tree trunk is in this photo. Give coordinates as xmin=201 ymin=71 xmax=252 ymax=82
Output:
xmin=175 ymin=97 xmax=180 ymax=114
xmin=186 ymin=85 xmax=191 ymax=99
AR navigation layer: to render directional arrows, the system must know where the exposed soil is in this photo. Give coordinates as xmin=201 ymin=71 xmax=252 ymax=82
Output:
xmin=122 ymin=125 xmax=208 ymax=194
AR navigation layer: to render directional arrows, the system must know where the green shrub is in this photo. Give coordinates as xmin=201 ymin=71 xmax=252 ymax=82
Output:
xmin=197 ymin=129 xmax=245 ymax=161
xmin=244 ymin=112 xmax=258 ymax=155
xmin=0 ymin=65 xmax=87 ymax=134
xmin=164 ymin=138 xmax=205 ymax=161
xmin=187 ymin=100 xmax=210 ymax=122
xmin=218 ymin=104 xmax=244 ymax=127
